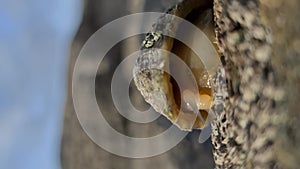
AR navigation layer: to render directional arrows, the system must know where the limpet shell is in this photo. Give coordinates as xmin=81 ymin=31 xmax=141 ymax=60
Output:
xmin=133 ymin=0 xmax=219 ymax=131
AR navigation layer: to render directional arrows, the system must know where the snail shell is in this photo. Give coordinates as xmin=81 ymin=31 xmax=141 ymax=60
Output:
xmin=133 ymin=0 xmax=218 ymax=131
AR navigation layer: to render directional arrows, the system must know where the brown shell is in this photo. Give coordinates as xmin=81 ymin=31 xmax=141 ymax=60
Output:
xmin=133 ymin=0 xmax=217 ymax=131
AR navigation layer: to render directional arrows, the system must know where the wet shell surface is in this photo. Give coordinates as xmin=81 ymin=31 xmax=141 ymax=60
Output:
xmin=133 ymin=0 xmax=220 ymax=131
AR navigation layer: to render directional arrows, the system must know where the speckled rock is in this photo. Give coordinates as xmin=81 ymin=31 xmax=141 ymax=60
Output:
xmin=212 ymin=0 xmax=300 ymax=168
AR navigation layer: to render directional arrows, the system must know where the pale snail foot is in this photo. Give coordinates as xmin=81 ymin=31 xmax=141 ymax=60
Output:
xmin=181 ymin=89 xmax=213 ymax=123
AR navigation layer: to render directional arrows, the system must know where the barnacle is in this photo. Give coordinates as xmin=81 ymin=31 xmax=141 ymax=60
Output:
xmin=143 ymin=32 xmax=162 ymax=48
xmin=133 ymin=0 xmax=220 ymax=131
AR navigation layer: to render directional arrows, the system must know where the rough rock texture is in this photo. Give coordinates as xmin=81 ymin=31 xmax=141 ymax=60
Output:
xmin=260 ymin=0 xmax=300 ymax=168
xmin=212 ymin=0 xmax=300 ymax=168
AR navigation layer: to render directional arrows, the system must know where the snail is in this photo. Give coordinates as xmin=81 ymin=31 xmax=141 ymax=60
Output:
xmin=133 ymin=0 xmax=220 ymax=131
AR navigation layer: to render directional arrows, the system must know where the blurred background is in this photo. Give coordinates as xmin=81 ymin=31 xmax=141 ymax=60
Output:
xmin=0 ymin=0 xmax=214 ymax=169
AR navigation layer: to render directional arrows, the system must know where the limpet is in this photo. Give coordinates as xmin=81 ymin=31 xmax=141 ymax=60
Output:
xmin=133 ymin=0 xmax=219 ymax=131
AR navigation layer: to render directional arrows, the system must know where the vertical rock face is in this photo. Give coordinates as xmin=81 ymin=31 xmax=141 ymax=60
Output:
xmin=260 ymin=0 xmax=300 ymax=168
xmin=212 ymin=0 xmax=300 ymax=168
